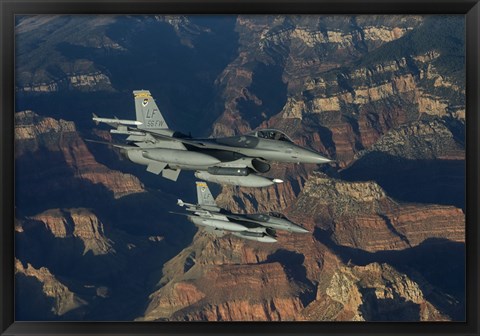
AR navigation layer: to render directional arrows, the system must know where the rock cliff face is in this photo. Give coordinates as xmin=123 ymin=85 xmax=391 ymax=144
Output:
xmin=19 ymin=72 xmax=113 ymax=93
xmin=155 ymin=15 xmax=212 ymax=48
xmin=140 ymin=221 xmax=459 ymax=321
xmin=15 ymin=110 xmax=144 ymax=199
xmin=311 ymin=262 xmax=449 ymax=321
xmin=339 ymin=117 xmax=465 ymax=208
xmin=16 ymin=16 xmax=119 ymax=91
xmin=350 ymin=118 xmax=465 ymax=161
xmin=139 ymin=231 xmax=312 ymax=321
xmin=30 ymin=208 xmax=114 ymax=255
xmin=144 ymin=261 xmax=306 ymax=321
xmin=212 ymin=15 xmax=464 ymax=170
xmin=287 ymin=173 xmax=464 ymax=252
xmin=15 ymin=259 xmax=87 ymax=317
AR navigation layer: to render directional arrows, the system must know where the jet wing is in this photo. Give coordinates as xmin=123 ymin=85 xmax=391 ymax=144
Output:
xmin=137 ymin=128 xmax=209 ymax=148
xmin=222 ymin=213 xmax=265 ymax=224
xmin=170 ymin=210 xmax=229 ymax=221
xmin=169 ymin=211 xmax=193 ymax=217
xmin=204 ymin=226 xmax=226 ymax=237
xmin=85 ymin=139 xmax=138 ymax=150
xmin=196 ymin=209 xmax=229 ymax=221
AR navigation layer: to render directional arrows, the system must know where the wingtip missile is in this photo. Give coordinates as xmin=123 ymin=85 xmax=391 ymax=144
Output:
xmin=92 ymin=113 xmax=100 ymax=125
xmin=272 ymin=178 xmax=284 ymax=184
xmin=177 ymin=199 xmax=185 ymax=207
xmin=92 ymin=114 xmax=143 ymax=126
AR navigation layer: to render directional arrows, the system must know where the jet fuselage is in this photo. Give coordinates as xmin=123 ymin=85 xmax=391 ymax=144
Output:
xmin=92 ymin=90 xmax=332 ymax=187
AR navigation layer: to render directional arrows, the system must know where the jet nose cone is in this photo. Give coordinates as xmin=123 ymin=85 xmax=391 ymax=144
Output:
xmin=297 ymin=148 xmax=333 ymax=164
xmin=314 ymin=155 xmax=333 ymax=164
xmin=291 ymin=225 xmax=309 ymax=233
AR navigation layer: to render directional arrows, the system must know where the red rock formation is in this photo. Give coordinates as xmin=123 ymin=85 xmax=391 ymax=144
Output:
xmin=386 ymin=205 xmax=465 ymax=247
xmin=30 ymin=208 xmax=114 ymax=255
xmin=286 ymin=173 xmax=464 ymax=252
xmin=141 ymin=222 xmax=454 ymax=321
xmin=142 ymin=251 xmax=305 ymax=321
xmin=15 ymin=259 xmax=87 ymax=316
xmin=306 ymin=262 xmax=449 ymax=321
xmin=15 ymin=110 xmax=144 ymax=198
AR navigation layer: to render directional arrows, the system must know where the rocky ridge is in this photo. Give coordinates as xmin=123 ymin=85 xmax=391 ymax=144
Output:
xmin=308 ymin=262 xmax=449 ymax=321
xmin=287 ymin=173 xmax=464 ymax=252
xmin=140 ymin=218 xmax=458 ymax=321
xmin=19 ymin=72 xmax=113 ymax=93
xmin=16 ymin=15 xmax=121 ymax=91
xmin=212 ymin=16 xmax=464 ymax=171
xmin=15 ymin=110 xmax=144 ymax=199
xmin=15 ymin=259 xmax=87 ymax=316
xmin=29 ymin=208 xmax=114 ymax=256
xmin=351 ymin=118 xmax=465 ymax=161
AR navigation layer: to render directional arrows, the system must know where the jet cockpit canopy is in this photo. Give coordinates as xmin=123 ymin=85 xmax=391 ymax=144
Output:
xmin=249 ymin=129 xmax=294 ymax=143
xmin=268 ymin=211 xmax=288 ymax=219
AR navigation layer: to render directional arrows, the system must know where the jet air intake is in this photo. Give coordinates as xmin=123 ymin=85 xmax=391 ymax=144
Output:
xmin=251 ymin=158 xmax=270 ymax=173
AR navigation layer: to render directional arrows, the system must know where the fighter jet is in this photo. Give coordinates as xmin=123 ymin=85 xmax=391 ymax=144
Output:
xmin=173 ymin=181 xmax=309 ymax=243
xmin=90 ymin=90 xmax=332 ymax=187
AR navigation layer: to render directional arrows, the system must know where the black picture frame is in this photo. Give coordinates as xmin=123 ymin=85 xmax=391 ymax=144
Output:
xmin=1 ymin=0 xmax=479 ymax=335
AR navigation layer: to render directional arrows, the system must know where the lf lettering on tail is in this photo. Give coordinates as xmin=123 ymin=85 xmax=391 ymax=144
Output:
xmin=145 ymin=109 xmax=157 ymax=119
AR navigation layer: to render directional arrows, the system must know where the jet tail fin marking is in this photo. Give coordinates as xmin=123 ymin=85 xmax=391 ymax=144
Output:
xmin=196 ymin=181 xmax=217 ymax=207
xmin=133 ymin=90 xmax=169 ymax=131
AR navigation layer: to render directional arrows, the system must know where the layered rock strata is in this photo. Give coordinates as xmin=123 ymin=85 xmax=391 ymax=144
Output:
xmin=15 ymin=110 xmax=144 ymax=199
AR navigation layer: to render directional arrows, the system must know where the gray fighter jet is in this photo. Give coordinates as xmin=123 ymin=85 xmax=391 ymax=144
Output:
xmin=91 ymin=90 xmax=332 ymax=187
xmin=173 ymin=181 xmax=309 ymax=243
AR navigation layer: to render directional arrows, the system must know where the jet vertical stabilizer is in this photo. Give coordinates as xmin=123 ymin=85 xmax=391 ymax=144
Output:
xmin=196 ymin=181 xmax=221 ymax=212
xmin=133 ymin=90 xmax=169 ymax=131
xmin=196 ymin=181 xmax=216 ymax=206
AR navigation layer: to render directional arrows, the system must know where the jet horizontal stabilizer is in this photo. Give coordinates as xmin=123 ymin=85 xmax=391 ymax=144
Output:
xmin=169 ymin=211 xmax=195 ymax=217
xmin=137 ymin=129 xmax=207 ymax=147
